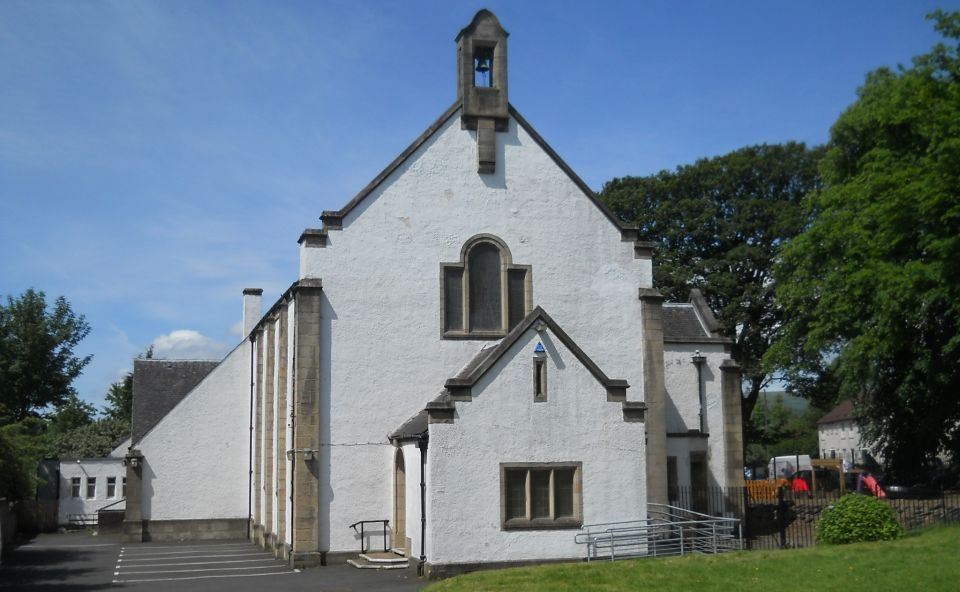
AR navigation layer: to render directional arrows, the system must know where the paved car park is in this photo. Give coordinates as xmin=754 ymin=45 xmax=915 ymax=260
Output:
xmin=112 ymin=541 xmax=296 ymax=584
xmin=1 ymin=533 xmax=427 ymax=591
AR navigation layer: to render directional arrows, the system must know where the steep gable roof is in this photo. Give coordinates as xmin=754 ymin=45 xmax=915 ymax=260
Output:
xmin=318 ymin=103 xmax=639 ymax=240
xmin=132 ymin=359 xmax=219 ymax=444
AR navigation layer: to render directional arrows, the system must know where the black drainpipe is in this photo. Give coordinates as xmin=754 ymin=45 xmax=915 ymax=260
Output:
xmin=247 ymin=335 xmax=255 ymax=539
xmin=692 ymin=351 xmax=706 ymax=433
xmin=417 ymin=436 xmax=428 ymax=576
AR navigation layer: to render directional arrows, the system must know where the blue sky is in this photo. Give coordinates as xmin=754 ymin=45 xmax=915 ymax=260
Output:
xmin=1 ymin=0 xmax=952 ymax=411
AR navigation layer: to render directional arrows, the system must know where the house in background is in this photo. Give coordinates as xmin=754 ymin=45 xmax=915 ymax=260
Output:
xmin=120 ymin=10 xmax=745 ymax=575
xmin=817 ymin=400 xmax=882 ymax=467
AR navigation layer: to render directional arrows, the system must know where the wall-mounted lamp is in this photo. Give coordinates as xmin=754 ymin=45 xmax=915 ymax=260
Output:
xmin=123 ymin=449 xmax=143 ymax=468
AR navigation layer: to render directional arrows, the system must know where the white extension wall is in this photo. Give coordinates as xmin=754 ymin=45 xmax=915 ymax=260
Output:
xmin=427 ymin=324 xmax=646 ymax=565
xmin=663 ymin=341 xmax=729 ymax=489
xmin=58 ymin=459 xmax=126 ymax=525
xmin=137 ymin=344 xmax=250 ymax=521
xmin=298 ymin=109 xmax=651 ymax=552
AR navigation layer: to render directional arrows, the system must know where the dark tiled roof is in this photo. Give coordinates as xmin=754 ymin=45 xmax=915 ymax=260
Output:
xmin=817 ymin=400 xmax=856 ymax=425
xmin=132 ymin=359 xmax=219 ymax=443
xmin=662 ymin=305 xmax=709 ymax=340
xmin=389 ymin=409 xmax=428 ymax=442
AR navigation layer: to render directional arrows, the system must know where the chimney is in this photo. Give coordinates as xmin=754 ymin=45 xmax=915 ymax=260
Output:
xmin=242 ymin=288 xmax=263 ymax=337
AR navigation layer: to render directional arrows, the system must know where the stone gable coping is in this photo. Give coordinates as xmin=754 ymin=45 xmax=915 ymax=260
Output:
xmin=443 ymin=306 xmax=628 ymax=397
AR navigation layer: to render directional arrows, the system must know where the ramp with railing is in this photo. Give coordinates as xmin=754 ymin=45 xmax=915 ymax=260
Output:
xmin=575 ymin=504 xmax=742 ymax=561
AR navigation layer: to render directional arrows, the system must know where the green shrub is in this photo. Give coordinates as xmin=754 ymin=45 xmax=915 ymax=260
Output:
xmin=816 ymin=493 xmax=904 ymax=544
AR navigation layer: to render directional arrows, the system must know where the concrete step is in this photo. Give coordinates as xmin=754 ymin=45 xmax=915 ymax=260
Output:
xmin=347 ymin=551 xmax=409 ymax=570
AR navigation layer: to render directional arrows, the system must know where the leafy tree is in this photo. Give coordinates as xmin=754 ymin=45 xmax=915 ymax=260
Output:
xmin=102 ymin=373 xmax=133 ymax=423
xmin=102 ymin=346 xmax=151 ymax=423
xmin=47 ymin=393 xmax=96 ymax=436
xmin=745 ymin=394 xmax=822 ymax=469
xmin=0 ymin=289 xmax=92 ymax=422
xmin=768 ymin=11 xmax=960 ymax=482
xmin=52 ymin=417 xmax=130 ymax=459
xmin=0 ymin=418 xmax=53 ymax=498
xmin=600 ymin=143 xmax=824 ymax=421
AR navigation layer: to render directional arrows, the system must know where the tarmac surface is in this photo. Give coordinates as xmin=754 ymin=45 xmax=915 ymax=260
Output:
xmin=0 ymin=532 xmax=428 ymax=591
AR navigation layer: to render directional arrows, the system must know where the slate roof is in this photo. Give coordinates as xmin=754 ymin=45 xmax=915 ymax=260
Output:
xmin=132 ymin=359 xmax=219 ymax=444
xmin=817 ymin=399 xmax=857 ymax=425
xmin=389 ymin=408 xmax=429 ymax=442
xmin=662 ymin=305 xmax=709 ymax=340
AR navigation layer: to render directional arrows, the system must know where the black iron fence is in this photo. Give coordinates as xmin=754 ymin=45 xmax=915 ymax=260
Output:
xmin=668 ymin=485 xmax=960 ymax=550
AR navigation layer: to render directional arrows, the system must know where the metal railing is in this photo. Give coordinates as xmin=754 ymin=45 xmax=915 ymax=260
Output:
xmin=575 ymin=504 xmax=741 ymax=561
xmin=348 ymin=519 xmax=390 ymax=554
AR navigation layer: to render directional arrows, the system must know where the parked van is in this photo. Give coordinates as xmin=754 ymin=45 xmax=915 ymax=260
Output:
xmin=768 ymin=455 xmax=812 ymax=479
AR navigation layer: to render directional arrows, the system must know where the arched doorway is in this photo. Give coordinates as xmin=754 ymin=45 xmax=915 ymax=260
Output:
xmin=394 ymin=449 xmax=406 ymax=550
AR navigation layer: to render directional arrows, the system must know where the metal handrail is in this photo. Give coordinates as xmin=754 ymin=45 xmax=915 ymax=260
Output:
xmin=349 ymin=519 xmax=390 ymax=554
xmin=576 ymin=504 xmax=741 ymax=561
xmin=97 ymin=497 xmax=126 ymax=513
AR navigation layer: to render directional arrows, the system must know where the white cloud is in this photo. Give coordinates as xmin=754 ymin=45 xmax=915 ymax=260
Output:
xmin=151 ymin=329 xmax=230 ymax=360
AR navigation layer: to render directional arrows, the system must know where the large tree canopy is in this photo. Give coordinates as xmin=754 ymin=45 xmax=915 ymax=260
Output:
xmin=0 ymin=289 xmax=92 ymax=422
xmin=600 ymin=142 xmax=824 ymax=421
xmin=768 ymin=11 xmax=960 ymax=482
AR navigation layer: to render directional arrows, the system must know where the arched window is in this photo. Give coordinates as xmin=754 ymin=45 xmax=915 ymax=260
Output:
xmin=441 ymin=235 xmax=531 ymax=337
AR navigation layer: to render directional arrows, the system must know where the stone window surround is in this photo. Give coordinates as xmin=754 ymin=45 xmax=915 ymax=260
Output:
xmin=533 ymin=356 xmax=547 ymax=402
xmin=440 ymin=234 xmax=532 ymax=339
xmin=499 ymin=462 xmax=583 ymax=530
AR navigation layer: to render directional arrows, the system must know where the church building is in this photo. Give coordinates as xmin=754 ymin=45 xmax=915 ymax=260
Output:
xmin=122 ymin=10 xmax=744 ymax=576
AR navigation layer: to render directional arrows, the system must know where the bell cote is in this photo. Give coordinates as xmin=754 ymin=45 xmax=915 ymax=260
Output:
xmin=457 ymin=10 xmax=509 ymax=129
xmin=457 ymin=10 xmax=508 ymax=173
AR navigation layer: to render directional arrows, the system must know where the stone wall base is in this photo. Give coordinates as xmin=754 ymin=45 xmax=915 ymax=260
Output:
xmin=425 ymin=556 xmax=582 ymax=579
xmin=141 ymin=518 xmax=248 ymax=542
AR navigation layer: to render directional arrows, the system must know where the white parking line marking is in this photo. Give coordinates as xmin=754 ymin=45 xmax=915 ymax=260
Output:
xmin=116 ymin=565 xmax=287 ymax=575
xmin=112 ymin=558 xmax=276 ymax=568
xmin=117 ymin=543 xmax=253 ymax=550
xmin=120 ymin=547 xmax=256 ymax=557
xmin=116 ymin=552 xmax=267 ymax=562
xmin=113 ymin=570 xmax=297 ymax=583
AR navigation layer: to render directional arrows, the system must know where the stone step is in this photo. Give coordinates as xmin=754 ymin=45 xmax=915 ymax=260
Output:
xmin=347 ymin=551 xmax=409 ymax=570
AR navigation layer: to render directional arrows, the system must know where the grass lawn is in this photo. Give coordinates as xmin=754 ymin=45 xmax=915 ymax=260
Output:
xmin=424 ymin=524 xmax=960 ymax=591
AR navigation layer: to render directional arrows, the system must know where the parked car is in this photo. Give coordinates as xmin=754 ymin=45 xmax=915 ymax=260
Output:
xmin=883 ymin=485 xmax=941 ymax=500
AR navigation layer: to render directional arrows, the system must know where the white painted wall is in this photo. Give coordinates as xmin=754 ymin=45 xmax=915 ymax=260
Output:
xmin=138 ymin=344 xmax=249 ymax=521
xmin=298 ymin=110 xmax=650 ymax=552
xmin=663 ymin=341 xmax=729 ymax=488
xmin=58 ymin=459 xmax=125 ymax=525
xmin=427 ymin=324 xmax=645 ymax=564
